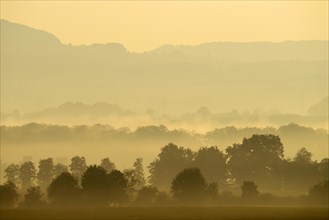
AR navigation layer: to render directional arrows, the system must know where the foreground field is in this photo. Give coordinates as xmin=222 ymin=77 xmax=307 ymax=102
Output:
xmin=1 ymin=207 xmax=328 ymax=220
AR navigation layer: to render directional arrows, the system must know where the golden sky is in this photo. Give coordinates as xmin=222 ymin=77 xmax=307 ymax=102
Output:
xmin=1 ymin=1 xmax=328 ymax=52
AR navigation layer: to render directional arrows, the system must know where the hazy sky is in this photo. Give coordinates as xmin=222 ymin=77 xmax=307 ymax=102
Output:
xmin=1 ymin=1 xmax=328 ymax=52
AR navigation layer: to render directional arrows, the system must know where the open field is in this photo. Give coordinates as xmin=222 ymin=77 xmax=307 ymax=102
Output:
xmin=1 ymin=207 xmax=328 ymax=220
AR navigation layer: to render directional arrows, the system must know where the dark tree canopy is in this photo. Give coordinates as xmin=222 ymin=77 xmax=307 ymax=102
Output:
xmin=1 ymin=135 xmax=329 ymax=208
xmin=281 ymin=148 xmax=321 ymax=194
xmin=135 ymin=186 xmax=160 ymax=206
xmin=47 ymin=172 xmax=81 ymax=206
xmin=226 ymin=134 xmax=284 ymax=189
xmin=107 ymin=170 xmax=128 ymax=205
xmin=0 ymin=181 xmax=19 ymax=208
xmin=22 ymin=186 xmax=45 ymax=208
xmin=318 ymin=158 xmax=329 ymax=181
xmin=241 ymin=181 xmax=259 ymax=200
xmin=149 ymin=143 xmax=194 ymax=189
xmin=308 ymin=180 xmax=329 ymax=206
xmin=171 ymin=167 xmax=207 ymax=203
xmin=205 ymin=182 xmax=219 ymax=199
xmin=194 ymin=146 xmax=226 ymax=185
xmin=81 ymin=165 xmax=110 ymax=205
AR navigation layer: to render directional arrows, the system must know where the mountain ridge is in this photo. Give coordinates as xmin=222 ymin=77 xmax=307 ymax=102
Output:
xmin=1 ymin=19 xmax=328 ymax=59
xmin=1 ymin=19 xmax=328 ymax=116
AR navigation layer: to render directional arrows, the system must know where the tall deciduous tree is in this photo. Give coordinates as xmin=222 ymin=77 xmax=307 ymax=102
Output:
xmin=69 ymin=156 xmax=87 ymax=181
xmin=133 ymin=158 xmax=146 ymax=189
xmin=19 ymin=161 xmax=36 ymax=191
xmin=4 ymin=164 xmax=20 ymax=186
xmin=282 ymin=147 xmax=319 ymax=194
xmin=226 ymin=134 xmax=284 ymax=191
xmin=48 ymin=172 xmax=81 ymax=206
xmin=171 ymin=167 xmax=207 ymax=203
xmin=81 ymin=165 xmax=110 ymax=205
xmin=148 ymin=143 xmax=194 ymax=190
xmin=194 ymin=146 xmax=226 ymax=186
xmin=108 ymin=170 xmax=128 ymax=205
xmin=37 ymin=158 xmax=54 ymax=191
xmin=294 ymin=147 xmax=313 ymax=163
xmin=100 ymin=158 xmax=115 ymax=174
xmin=124 ymin=158 xmax=146 ymax=194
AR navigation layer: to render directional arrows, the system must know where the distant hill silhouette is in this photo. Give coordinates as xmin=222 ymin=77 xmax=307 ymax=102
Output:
xmin=1 ymin=101 xmax=327 ymax=130
xmin=1 ymin=19 xmax=328 ymax=116
xmin=308 ymin=97 xmax=328 ymax=116
xmin=150 ymin=41 xmax=328 ymax=61
xmin=23 ymin=102 xmax=128 ymax=119
xmin=1 ymin=19 xmax=61 ymax=48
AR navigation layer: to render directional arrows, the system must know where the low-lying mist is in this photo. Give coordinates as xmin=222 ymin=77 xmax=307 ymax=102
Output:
xmin=1 ymin=99 xmax=328 ymax=131
xmin=1 ymin=123 xmax=327 ymax=170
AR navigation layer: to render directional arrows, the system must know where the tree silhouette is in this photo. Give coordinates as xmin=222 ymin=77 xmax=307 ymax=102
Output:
xmin=194 ymin=146 xmax=226 ymax=186
xmin=53 ymin=163 xmax=69 ymax=178
xmin=108 ymin=170 xmax=128 ymax=205
xmin=100 ymin=157 xmax=115 ymax=174
xmin=318 ymin=158 xmax=329 ymax=181
xmin=149 ymin=143 xmax=194 ymax=189
xmin=47 ymin=172 xmax=81 ymax=206
xmin=19 ymin=161 xmax=36 ymax=191
xmin=133 ymin=158 xmax=146 ymax=189
xmin=241 ymin=181 xmax=259 ymax=201
xmin=37 ymin=158 xmax=54 ymax=191
xmin=282 ymin=148 xmax=319 ymax=194
xmin=81 ymin=165 xmax=110 ymax=206
xmin=171 ymin=167 xmax=207 ymax=203
xmin=294 ymin=147 xmax=313 ymax=163
xmin=69 ymin=156 xmax=87 ymax=181
xmin=308 ymin=180 xmax=328 ymax=206
xmin=205 ymin=182 xmax=219 ymax=200
xmin=124 ymin=158 xmax=146 ymax=194
xmin=4 ymin=164 xmax=20 ymax=186
xmin=22 ymin=186 xmax=45 ymax=208
xmin=226 ymin=134 xmax=284 ymax=191
xmin=135 ymin=186 xmax=159 ymax=206
xmin=123 ymin=168 xmax=139 ymax=194
xmin=1 ymin=132 xmax=328 ymax=208
xmin=0 ymin=181 xmax=19 ymax=208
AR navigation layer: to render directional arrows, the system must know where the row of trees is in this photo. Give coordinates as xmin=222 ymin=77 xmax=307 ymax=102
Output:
xmin=1 ymin=134 xmax=328 ymax=208
xmin=2 ymin=123 xmax=327 ymax=156
xmin=1 ymin=166 xmax=328 ymax=208
xmin=4 ymin=156 xmax=144 ymax=193
xmin=149 ymin=135 xmax=328 ymax=194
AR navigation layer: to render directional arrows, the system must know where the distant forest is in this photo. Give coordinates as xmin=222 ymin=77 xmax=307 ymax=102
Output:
xmin=1 ymin=122 xmax=328 ymax=160
xmin=1 ymin=133 xmax=328 ymax=208
xmin=1 ymin=99 xmax=328 ymax=129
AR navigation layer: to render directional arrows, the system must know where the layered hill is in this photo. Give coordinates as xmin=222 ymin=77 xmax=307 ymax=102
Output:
xmin=1 ymin=19 xmax=328 ymax=117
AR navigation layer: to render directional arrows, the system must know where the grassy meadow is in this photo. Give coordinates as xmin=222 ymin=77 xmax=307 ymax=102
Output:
xmin=1 ymin=206 xmax=328 ymax=220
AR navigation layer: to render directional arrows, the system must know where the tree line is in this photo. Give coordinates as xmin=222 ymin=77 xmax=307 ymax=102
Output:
xmin=1 ymin=134 xmax=328 ymax=208
xmin=1 ymin=123 xmax=327 ymax=152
